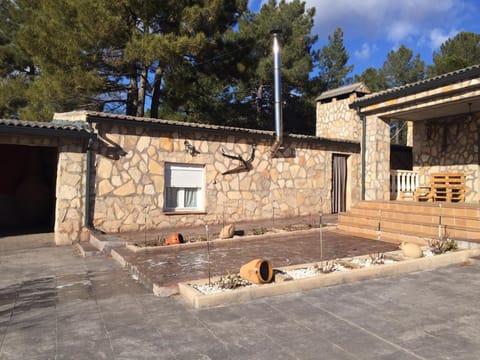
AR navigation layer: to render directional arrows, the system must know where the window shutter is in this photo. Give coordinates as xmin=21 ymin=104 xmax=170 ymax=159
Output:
xmin=166 ymin=164 xmax=203 ymax=188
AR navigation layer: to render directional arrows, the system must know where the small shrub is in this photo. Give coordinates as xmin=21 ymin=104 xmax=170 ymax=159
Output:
xmin=252 ymin=227 xmax=267 ymax=236
xmin=429 ymin=238 xmax=458 ymax=254
xmin=317 ymin=261 xmax=336 ymax=273
xmin=135 ymin=236 xmax=164 ymax=247
xmin=369 ymin=252 xmax=385 ymax=265
xmin=215 ymin=272 xmax=250 ymax=289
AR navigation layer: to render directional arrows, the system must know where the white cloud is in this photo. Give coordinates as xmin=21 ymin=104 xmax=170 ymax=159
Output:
xmin=354 ymin=43 xmax=377 ymax=60
xmin=426 ymin=28 xmax=460 ymax=50
xmin=301 ymin=0 xmax=465 ymax=43
xmin=387 ymin=21 xmax=417 ymax=44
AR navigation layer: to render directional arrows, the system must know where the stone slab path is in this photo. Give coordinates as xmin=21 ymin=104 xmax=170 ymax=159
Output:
xmin=1 ymin=242 xmax=480 ymax=359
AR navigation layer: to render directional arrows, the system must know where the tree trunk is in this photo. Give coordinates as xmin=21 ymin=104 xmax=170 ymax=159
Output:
xmin=150 ymin=66 xmax=163 ymax=119
xmin=126 ymin=63 xmax=138 ymax=116
xmin=136 ymin=65 xmax=148 ymax=117
xmin=256 ymin=84 xmax=263 ymax=122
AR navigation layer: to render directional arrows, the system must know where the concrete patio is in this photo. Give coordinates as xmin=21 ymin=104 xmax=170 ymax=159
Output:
xmin=1 ymin=234 xmax=480 ymax=359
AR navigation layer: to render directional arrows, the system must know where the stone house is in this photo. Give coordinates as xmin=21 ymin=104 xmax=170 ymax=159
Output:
xmin=1 ymin=64 xmax=479 ymax=245
xmin=1 ymin=112 xmax=360 ymax=244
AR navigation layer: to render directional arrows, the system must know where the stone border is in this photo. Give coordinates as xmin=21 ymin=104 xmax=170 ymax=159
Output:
xmin=178 ymin=249 xmax=480 ymax=309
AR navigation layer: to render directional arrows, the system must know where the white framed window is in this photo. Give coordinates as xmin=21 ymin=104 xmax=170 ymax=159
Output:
xmin=164 ymin=163 xmax=204 ymax=211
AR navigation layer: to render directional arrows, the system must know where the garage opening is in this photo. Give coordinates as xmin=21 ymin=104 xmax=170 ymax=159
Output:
xmin=0 ymin=145 xmax=58 ymax=236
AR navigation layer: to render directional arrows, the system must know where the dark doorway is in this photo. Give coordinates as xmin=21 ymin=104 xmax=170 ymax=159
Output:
xmin=0 ymin=145 xmax=58 ymax=236
xmin=332 ymin=154 xmax=348 ymax=213
xmin=390 ymin=144 xmax=413 ymax=170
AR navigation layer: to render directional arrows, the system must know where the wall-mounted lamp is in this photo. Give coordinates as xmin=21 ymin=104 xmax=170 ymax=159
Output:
xmin=184 ymin=140 xmax=199 ymax=156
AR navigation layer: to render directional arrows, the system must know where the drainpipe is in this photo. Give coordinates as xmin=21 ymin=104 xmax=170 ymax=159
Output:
xmin=360 ymin=110 xmax=366 ymax=200
xmin=270 ymin=29 xmax=283 ymax=157
xmin=84 ymin=119 xmax=95 ymax=229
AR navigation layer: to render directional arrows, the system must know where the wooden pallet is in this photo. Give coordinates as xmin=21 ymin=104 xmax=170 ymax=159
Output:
xmin=414 ymin=186 xmax=432 ymax=202
xmin=431 ymin=173 xmax=465 ymax=202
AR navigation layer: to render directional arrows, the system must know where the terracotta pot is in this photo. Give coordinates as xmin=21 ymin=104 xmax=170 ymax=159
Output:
xmin=165 ymin=233 xmax=184 ymax=245
xmin=239 ymin=259 xmax=273 ymax=284
xmin=399 ymin=242 xmax=423 ymax=258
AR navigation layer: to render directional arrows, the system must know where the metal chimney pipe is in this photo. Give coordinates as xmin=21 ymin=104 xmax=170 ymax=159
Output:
xmin=271 ymin=29 xmax=283 ymax=157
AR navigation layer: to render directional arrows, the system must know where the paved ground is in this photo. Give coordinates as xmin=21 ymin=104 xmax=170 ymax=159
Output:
xmin=1 ymin=235 xmax=480 ymax=359
xmin=114 ymin=229 xmax=399 ymax=289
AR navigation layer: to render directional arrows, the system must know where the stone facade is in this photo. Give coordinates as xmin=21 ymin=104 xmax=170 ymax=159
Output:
xmin=413 ymin=117 xmax=480 ymax=202
xmin=89 ymin=121 xmax=360 ymax=233
xmin=316 ymin=95 xmax=362 ymax=142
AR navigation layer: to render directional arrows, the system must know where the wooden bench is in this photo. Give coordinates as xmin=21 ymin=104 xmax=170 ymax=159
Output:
xmin=430 ymin=173 xmax=465 ymax=202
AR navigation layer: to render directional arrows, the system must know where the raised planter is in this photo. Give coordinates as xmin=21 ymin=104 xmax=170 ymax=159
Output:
xmin=124 ymin=227 xmax=326 ymax=254
xmin=178 ymin=248 xmax=480 ymax=309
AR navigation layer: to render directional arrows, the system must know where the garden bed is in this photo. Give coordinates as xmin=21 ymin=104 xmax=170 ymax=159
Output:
xmin=125 ymin=226 xmax=326 ymax=253
xmin=178 ymin=248 xmax=480 ymax=309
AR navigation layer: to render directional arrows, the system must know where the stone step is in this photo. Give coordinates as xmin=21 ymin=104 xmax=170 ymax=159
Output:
xmin=75 ymin=242 xmax=102 ymax=257
xmin=89 ymin=230 xmax=127 ymax=254
xmin=356 ymin=201 xmax=480 ymax=218
xmin=338 ymin=213 xmax=480 ymax=241
xmin=339 ymin=201 xmax=480 ymax=247
xmin=349 ymin=207 xmax=480 ymax=228
xmin=336 ymin=225 xmax=427 ymax=245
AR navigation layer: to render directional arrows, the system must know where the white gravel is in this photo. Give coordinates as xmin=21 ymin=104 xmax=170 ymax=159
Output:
xmin=190 ymin=251 xmax=443 ymax=294
xmin=192 ymin=283 xmax=255 ymax=295
xmin=285 ymin=263 xmax=349 ymax=279
xmin=423 ymin=249 xmax=435 ymax=257
xmin=284 ymin=267 xmax=319 ymax=279
xmin=350 ymin=257 xmax=397 ymax=267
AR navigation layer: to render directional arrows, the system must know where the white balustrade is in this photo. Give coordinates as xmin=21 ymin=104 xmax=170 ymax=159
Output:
xmin=390 ymin=170 xmax=419 ymax=200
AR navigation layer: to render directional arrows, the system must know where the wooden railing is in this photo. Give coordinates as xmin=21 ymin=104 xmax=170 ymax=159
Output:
xmin=390 ymin=170 xmax=419 ymax=200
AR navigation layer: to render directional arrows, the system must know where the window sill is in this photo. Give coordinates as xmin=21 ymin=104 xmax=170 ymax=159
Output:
xmin=163 ymin=210 xmax=207 ymax=215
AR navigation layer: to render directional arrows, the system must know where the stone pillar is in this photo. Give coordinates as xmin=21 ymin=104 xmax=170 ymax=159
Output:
xmin=55 ymin=145 xmax=86 ymax=245
xmin=347 ymin=153 xmax=361 ymax=208
xmin=364 ymin=115 xmax=390 ymax=201
xmin=406 ymin=121 xmax=413 ymax=147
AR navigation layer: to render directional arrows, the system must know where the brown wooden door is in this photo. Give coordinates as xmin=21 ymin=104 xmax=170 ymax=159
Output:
xmin=332 ymin=154 xmax=348 ymax=213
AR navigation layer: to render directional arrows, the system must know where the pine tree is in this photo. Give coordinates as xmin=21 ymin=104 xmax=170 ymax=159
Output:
xmin=226 ymin=0 xmax=318 ymax=132
xmin=0 ymin=0 xmax=33 ymax=118
xmin=6 ymin=0 xmax=247 ymax=120
xmin=382 ymin=45 xmax=425 ymax=88
xmin=427 ymin=32 xmax=480 ymax=77
xmin=354 ymin=67 xmax=387 ymax=92
xmin=314 ymin=27 xmax=354 ymax=92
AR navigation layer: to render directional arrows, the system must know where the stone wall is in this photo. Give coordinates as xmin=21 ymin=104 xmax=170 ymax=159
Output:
xmin=316 ymin=95 xmax=362 ymax=142
xmin=91 ymin=123 xmax=360 ymax=233
xmin=413 ymin=117 xmax=480 ymax=202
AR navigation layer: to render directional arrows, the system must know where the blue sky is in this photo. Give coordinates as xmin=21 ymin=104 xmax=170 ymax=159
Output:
xmin=249 ymin=0 xmax=480 ymax=76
